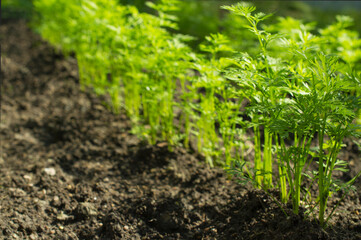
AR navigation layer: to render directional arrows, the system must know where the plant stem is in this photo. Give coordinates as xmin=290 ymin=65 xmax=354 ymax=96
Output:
xmin=276 ymin=135 xmax=288 ymax=203
xmin=318 ymin=115 xmax=327 ymax=226
xmin=263 ymin=128 xmax=273 ymax=189
xmin=254 ymin=124 xmax=262 ymax=188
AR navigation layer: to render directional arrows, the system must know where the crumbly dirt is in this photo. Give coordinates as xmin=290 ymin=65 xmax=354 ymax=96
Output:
xmin=1 ymin=19 xmax=361 ymax=240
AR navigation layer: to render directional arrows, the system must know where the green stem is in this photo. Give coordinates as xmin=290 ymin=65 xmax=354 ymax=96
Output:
xmin=293 ymin=132 xmax=301 ymax=214
xmin=263 ymin=128 xmax=273 ymax=189
xmin=318 ymin=116 xmax=327 ymax=226
xmin=276 ymin=135 xmax=288 ymax=203
xmin=254 ymin=124 xmax=262 ymax=188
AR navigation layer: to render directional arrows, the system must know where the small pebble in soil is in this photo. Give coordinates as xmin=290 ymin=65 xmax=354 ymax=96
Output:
xmin=52 ymin=196 xmax=61 ymax=206
xmin=9 ymin=188 xmax=27 ymax=197
xmin=57 ymin=211 xmax=72 ymax=221
xmin=29 ymin=233 xmax=37 ymax=240
xmin=75 ymin=202 xmax=97 ymax=219
xmin=23 ymin=174 xmax=32 ymax=181
xmin=43 ymin=167 xmax=56 ymax=176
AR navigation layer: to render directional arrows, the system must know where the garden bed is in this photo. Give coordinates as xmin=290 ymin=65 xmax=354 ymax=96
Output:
xmin=1 ymin=19 xmax=361 ymax=240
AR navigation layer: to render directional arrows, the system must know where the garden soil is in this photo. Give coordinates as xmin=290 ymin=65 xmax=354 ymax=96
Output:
xmin=1 ymin=19 xmax=361 ymax=240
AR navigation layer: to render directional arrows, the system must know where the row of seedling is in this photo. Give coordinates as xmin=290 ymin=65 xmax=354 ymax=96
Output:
xmin=33 ymin=0 xmax=361 ymax=226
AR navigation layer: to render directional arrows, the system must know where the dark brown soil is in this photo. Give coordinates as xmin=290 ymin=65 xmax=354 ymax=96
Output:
xmin=1 ymin=19 xmax=361 ymax=240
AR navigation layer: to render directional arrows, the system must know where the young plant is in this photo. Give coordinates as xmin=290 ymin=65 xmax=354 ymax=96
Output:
xmin=223 ymin=2 xmax=361 ymax=226
xmin=222 ymin=2 xmax=280 ymax=190
xmin=193 ymin=33 xmax=240 ymax=167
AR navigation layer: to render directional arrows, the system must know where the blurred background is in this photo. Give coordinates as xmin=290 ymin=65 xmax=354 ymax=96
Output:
xmin=3 ymin=0 xmax=361 ymax=49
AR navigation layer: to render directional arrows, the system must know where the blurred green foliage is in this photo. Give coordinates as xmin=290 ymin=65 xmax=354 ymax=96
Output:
xmin=121 ymin=1 xmax=361 ymax=52
xmin=3 ymin=0 xmax=361 ymax=42
xmin=2 ymin=0 xmax=33 ymax=19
